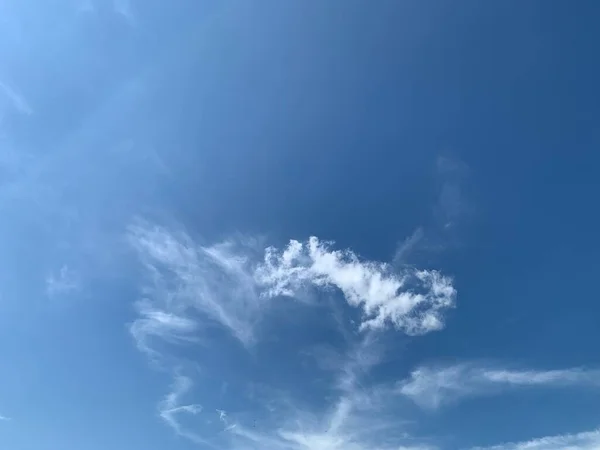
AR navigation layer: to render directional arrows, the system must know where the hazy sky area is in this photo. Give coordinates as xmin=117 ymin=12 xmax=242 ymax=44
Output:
xmin=1 ymin=1 xmax=600 ymax=449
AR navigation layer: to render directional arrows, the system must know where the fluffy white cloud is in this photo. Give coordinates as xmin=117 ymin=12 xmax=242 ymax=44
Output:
xmin=125 ymin=224 xmax=460 ymax=449
xmin=472 ymin=429 xmax=600 ymax=450
xmin=255 ymin=237 xmax=456 ymax=335
xmin=398 ymin=363 xmax=600 ymax=409
xmin=128 ymin=226 xmax=457 ymax=360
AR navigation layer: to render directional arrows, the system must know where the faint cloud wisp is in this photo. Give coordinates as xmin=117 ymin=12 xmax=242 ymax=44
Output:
xmin=0 ymin=81 xmax=32 ymax=116
xmin=471 ymin=429 xmax=600 ymax=450
xmin=398 ymin=363 xmax=600 ymax=410
xmin=394 ymin=155 xmax=472 ymax=266
xmin=159 ymin=374 xmax=209 ymax=446
xmin=45 ymin=265 xmax=79 ymax=298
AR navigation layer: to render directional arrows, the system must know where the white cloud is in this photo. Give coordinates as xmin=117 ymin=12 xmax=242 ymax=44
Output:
xmin=126 ymin=222 xmax=600 ymax=450
xmin=0 ymin=414 xmax=10 ymax=421
xmin=130 ymin=300 xmax=200 ymax=360
xmin=472 ymin=428 xmax=600 ymax=450
xmin=219 ymin=394 xmax=429 ymax=450
xmin=127 ymin=223 xmax=458 ymax=449
xmin=216 ymin=409 xmax=227 ymax=422
xmin=209 ymin=332 xmax=434 ymax=450
xmin=129 ymin=223 xmax=600 ymax=450
xmin=129 ymin=225 xmax=456 ymax=357
xmin=128 ymin=223 xmax=267 ymax=349
xmin=398 ymin=363 xmax=600 ymax=409
xmin=255 ymin=237 xmax=456 ymax=335
xmin=158 ymin=374 xmax=208 ymax=445
xmin=233 ymin=358 xmax=597 ymax=450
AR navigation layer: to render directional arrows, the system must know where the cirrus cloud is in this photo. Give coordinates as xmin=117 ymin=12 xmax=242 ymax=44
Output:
xmin=398 ymin=363 xmax=600 ymax=410
xmin=471 ymin=429 xmax=600 ymax=450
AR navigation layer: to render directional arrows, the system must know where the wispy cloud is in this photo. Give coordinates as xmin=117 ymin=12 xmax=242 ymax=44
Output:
xmin=0 ymin=414 xmax=10 ymax=421
xmin=393 ymin=155 xmax=471 ymax=266
xmin=158 ymin=374 xmax=209 ymax=446
xmin=434 ymin=155 xmax=470 ymax=230
xmin=45 ymin=265 xmax=79 ymax=297
xmin=0 ymin=81 xmax=32 ymax=115
xmin=256 ymin=237 xmax=456 ymax=335
xmin=200 ymin=330 xmax=433 ymax=450
xmin=159 ymin=363 xmax=424 ymax=450
xmin=130 ymin=300 xmax=200 ymax=360
xmin=472 ymin=428 xmax=600 ymax=450
xmin=393 ymin=227 xmax=426 ymax=266
xmin=218 ymin=390 xmax=431 ymax=450
xmin=113 ymin=0 xmax=135 ymax=23
xmin=398 ymin=363 xmax=600 ymax=409
xmin=128 ymin=223 xmax=267 ymax=350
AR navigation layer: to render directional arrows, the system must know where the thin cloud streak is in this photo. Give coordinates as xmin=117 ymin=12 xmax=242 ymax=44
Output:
xmin=393 ymin=155 xmax=472 ymax=267
xmin=393 ymin=227 xmax=425 ymax=266
xmin=158 ymin=374 xmax=209 ymax=446
xmin=398 ymin=363 xmax=600 ymax=409
xmin=472 ymin=428 xmax=600 ymax=450
xmin=0 ymin=81 xmax=32 ymax=115
xmin=130 ymin=300 xmax=200 ymax=360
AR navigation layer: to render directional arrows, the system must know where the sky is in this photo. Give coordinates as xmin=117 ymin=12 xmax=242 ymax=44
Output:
xmin=1 ymin=1 xmax=600 ymax=449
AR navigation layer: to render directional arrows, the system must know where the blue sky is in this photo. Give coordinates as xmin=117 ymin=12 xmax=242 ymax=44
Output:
xmin=1 ymin=1 xmax=600 ymax=449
